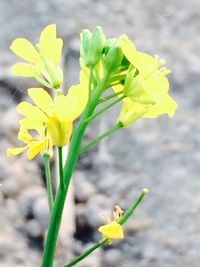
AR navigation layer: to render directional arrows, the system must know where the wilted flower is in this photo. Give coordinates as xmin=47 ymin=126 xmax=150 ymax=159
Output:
xmin=98 ymin=205 xmax=124 ymax=242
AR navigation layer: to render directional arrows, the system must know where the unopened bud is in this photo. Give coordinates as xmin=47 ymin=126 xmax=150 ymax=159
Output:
xmin=104 ymin=46 xmax=123 ymax=73
xmin=80 ymin=26 xmax=106 ymax=67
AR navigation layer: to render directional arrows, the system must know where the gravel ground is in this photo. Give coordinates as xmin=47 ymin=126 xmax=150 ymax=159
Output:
xmin=0 ymin=0 xmax=200 ymax=266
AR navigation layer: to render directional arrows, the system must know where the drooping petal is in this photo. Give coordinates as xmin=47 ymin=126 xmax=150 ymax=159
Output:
xmin=12 ymin=63 xmax=40 ymax=77
xmin=10 ymin=38 xmax=42 ymax=65
xmin=18 ymin=128 xmax=33 ymax=143
xmin=28 ymin=140 xmax=46 ymax=160
xmin=17 ymin=101 xmax=48 ymax=123
xmin=7 ymin=146 xmax=28 ymax=157
xmin=98 ymin=221 xmax=124 ymax=239
xmin=28 ymin=88 xmax=53 ymax=115
xmin=118 ymin=99 xmax=148 ymax=127
xmin=143 ymin=94 xmax=177 ymax=118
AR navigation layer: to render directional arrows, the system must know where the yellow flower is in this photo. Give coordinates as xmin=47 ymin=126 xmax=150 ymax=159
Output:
xmin=113 ymin=34 xmax=177 ymax=127
xmin=10 ymin=24 xmax=63 ymax=89
xmin=98 ymin=221 xmax=124 ymax=240
xmin=7 ymin=68 xmax=89 ymax=158
xmin=7 ymin=127 xmax=52 ymax=160
xmin=98 ymin=205 xmax=124 ymax=242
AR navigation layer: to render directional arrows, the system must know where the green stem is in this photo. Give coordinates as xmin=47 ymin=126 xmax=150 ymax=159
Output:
xmin=43 ymin=154 xmax=54 ymax=212
xmin=63 ymin=239 xmax=107 ymax=267
xmin=119 ymin=188 xmax=149 ymax=225
xmin=80 ymin=123 xmax=122 ymax=154
xmin=88 ymin=66 xmax=94 ymax=100
xmin=63 ymin=188 xmax=149 ymax=267
xmin=99 ymin=91 xmax=124 ymax=104
xmin=58 ymin=146 xmax=64 ymax=189
xmin=41 ymin=73 xmax=110 ymax=267
xmin=108 ymin=74 xmax=126 ymax=85
xmin=86 ymin=95 xmax=125 ymax=123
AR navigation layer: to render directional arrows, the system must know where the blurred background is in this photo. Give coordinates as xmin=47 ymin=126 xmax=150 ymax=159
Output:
xmin=0 ymin=0 xmax=200 ymax=266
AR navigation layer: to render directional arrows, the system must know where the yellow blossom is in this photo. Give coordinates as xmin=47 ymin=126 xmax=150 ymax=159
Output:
xmin=7 ymin=68 xmax=89 ymax=158
xmin=98 ymin=205 xmax=124 ymax=242
xmin=113 ymin=34 xmax=177 ymax=127
xmin=10 ymin=24 xmax=63 ymax=89
xmin=7 ymin=128 xmax=52 ymax=160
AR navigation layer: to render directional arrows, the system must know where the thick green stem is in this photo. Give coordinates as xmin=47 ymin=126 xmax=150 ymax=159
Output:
xmin=63 ymin=188 xmax=149 ymax=267
xmin=41 ymin=73 xmax=109 ymax=267
xmin=43 ymin=154 xmax=54 ymax=212
xmin=58 ymin=146 xmax=64 ymax=189
xmin=86 ymin=95 xmax=125 ymax=123
xmin=80 ymin=123 xmax=122 ymax=154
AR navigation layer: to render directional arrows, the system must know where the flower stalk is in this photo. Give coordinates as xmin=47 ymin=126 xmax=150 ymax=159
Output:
xmin=43 ymin=154 xmax=54 ymax=212
xmin=41 ymin=73 xmax=110 ymax=267
xmin=63 ymin=188 xmax=149 ymax=267
xmin=79 ymin=122 xmax=122 ymax=154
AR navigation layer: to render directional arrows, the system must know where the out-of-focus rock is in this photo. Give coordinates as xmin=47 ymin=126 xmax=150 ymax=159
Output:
xmin=103 ymin=249 xmax=123 ymax=267
xmin=86 ymin=194 xmax=114 ymax=228
xmin=74 ymin=171 xmax=97 ymax=203
xmin=25 ymin=219 xmax=42 ymax=238
xmin=32 ymin=196 xmax=50 ymax=230
xmin=18 ymin=185 xmax=47 ymax=218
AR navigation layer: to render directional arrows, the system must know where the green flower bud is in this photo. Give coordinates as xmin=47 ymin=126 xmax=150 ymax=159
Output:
xmin=80 ymin=26 xmax=106 ymax=67
xmin=82 ymin=30 xmax=92 ymax=55
xmin=123 ymin=68 xmax=143 ymax=98
xmin=104 ymin=46 xmax=123 ymax=73
xmin=88 ymin=26 xmax=105 ymax=66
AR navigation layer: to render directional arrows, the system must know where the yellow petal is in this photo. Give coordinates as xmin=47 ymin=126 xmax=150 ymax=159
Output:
xmin=18 ymin=128 xmax=33 ymax=143
xmin=47 ymin=118 xmax=73 ymax=146
xmin=119 ymin=35 xmax=162 ymax=78
xmin=39 ymin=24 xmax=63 ymax=65
xmin=17 ymin=101 xmax=48 ymax=123
xmin=7 ymin=146 xmax=28 ymax=157
xmin=141 ymin=75 xmax=169 ymax=103
xmin=119 ymin=34 xmax=137 ymax=63
xmin=54 ymin=85 xmax=87 ymax=122
xmin=98 ymin=221 xmax=124 ymax=239
xmin=10 ymin=38 xmax=42 ymax=65
xmin=143 ymin=94 xmax=177 ymax=118
xmin=28 ymin=88 xmax=53 ymax=115
xmin=28 ymin=140 xmax=46 ymax=160
xmin=12 ymin=63 xmax=40 ymax=77
xmin=20 ymin=118 xmax=44 ymax=136
xmin=118 ymin=99 xmax=148 ymax=127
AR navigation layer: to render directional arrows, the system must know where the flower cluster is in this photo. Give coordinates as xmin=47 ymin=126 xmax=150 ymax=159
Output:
xmin=7 ymin=24 xmax=177 ymax=267
xmin=7 ymin=25 xmax=177 ymax=161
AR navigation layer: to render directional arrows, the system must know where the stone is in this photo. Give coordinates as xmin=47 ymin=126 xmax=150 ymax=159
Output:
xmin=32 ymin=196 xmax=50 ymax=230
xmin=25 ymin=219 xmax=42 ymax=238
xmin=86 ymin=194 xmax=114 ymax=228
xmin=103 ymin=249 xmax=123 ymax=267
xmin=74 ymin=171 xmax=97 ymax=203
xmin=1 ymin=177 xmax=21 ymax=198
xmin=18 ymin=185 xmax=47 ymax=218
